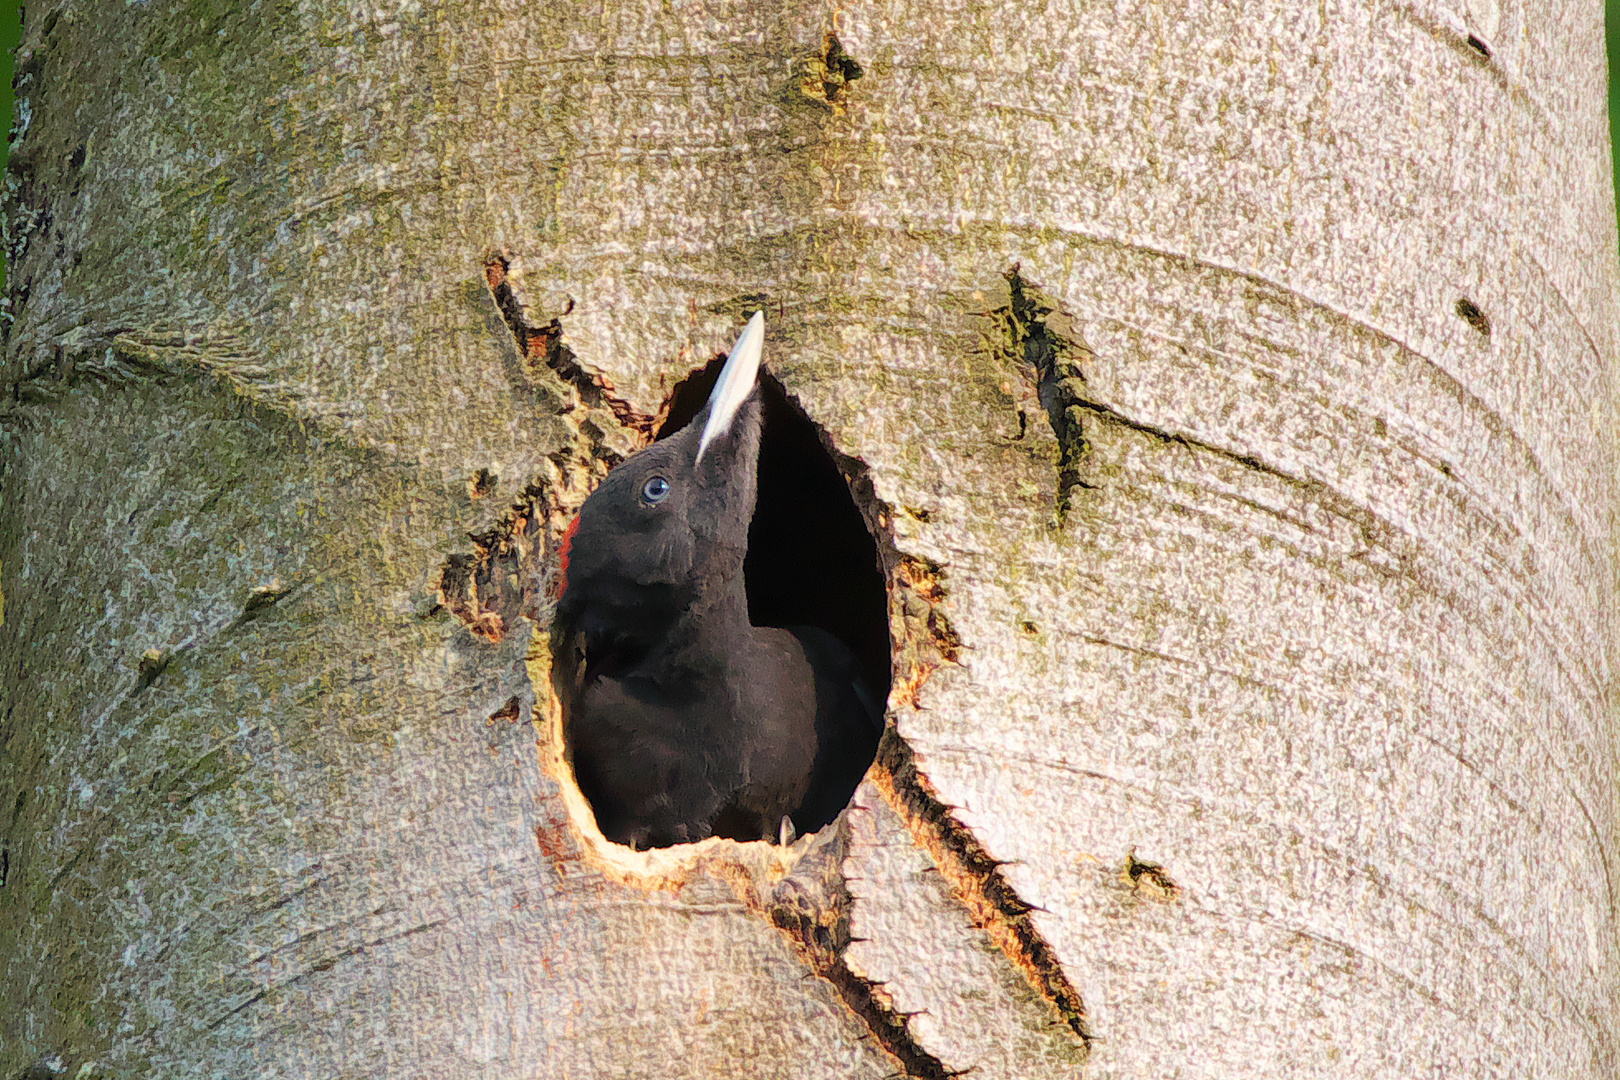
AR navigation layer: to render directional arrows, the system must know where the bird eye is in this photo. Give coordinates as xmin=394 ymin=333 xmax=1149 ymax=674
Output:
xmin=640 ymin=476 xmax=671 ymax=504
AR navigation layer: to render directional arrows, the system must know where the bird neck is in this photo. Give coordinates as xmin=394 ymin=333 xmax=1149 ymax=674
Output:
xmin=676 ymin=573 xmax=750 ymax=638
xmin=622 ymin=573 xmax=750 ymax=681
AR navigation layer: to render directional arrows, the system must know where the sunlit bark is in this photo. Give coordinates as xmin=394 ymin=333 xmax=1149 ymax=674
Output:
xmin=2 ymin=1 xmax=1615 ymax=1076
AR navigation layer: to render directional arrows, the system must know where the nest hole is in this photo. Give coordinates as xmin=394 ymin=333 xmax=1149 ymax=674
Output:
xmin=657 ymin=360 xmax=891 ymax=836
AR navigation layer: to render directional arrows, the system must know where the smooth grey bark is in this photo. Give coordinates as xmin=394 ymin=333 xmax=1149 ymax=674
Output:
xmin=1 ymin=0 xmax=1616 ymax=1077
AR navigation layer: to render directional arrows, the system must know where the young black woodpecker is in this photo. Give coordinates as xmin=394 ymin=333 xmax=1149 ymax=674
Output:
xmin=551 ymin=313 xmax=883 ymax=849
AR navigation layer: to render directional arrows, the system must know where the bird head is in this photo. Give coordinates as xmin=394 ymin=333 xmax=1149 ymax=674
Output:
xmin=555 ymin=312 xmax=766 ymax=637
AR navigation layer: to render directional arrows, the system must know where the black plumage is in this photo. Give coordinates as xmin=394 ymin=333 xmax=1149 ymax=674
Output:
xmin=551 ymin=314 xmax=882 ymax=848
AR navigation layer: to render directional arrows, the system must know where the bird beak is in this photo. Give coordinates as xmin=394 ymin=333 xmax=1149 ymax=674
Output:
xmin=696 ymin=311 xmax=765 ymax=464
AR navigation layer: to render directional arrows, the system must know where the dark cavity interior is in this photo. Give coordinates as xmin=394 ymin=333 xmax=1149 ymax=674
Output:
xmin=657 ymin=361 xmax=892 ymax=836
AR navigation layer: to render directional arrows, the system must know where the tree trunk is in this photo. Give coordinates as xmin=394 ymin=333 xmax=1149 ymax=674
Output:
xmin=2 ymin=1 xmax=1615 ymax=1076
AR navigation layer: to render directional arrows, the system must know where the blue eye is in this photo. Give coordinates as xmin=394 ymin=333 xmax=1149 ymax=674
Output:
xmin=641 ymin=476 xmax=671 ymax=504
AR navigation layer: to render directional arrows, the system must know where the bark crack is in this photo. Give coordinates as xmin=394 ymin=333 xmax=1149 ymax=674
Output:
xmin=455 ymin=253 xmax=663 ymax=643
xmin=431 ymin=485 xmax=550 ymax=642
xmin=205 ymin=918 xmax=450 ymax=1031
xmin=483 ymin=253 xmax=655 ymax=439
xmin=872 ymin=735 xmax=1093 ymax=1046
xmin=1454 ymin=296 xmax=1491 ymax=338
xmin=990 ymin=266 xmax=1093 ymax=527
xmin=1073 ymin=396 xmax=1306 ymax=488
xmin=740 ymin=824 xmax=960 ymax=1080
xmin=796 ymin=33 xmax=864 ymax=113
xmin=887 ymin=553 xmax=963 ymax=709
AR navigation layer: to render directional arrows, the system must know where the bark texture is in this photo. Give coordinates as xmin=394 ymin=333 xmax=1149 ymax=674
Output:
xmin=2 ymin=0 xmax=1617 ymax=1077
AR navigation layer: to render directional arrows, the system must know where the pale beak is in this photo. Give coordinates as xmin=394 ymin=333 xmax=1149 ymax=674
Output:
xmin=696 ymin=311 xmax=765 ymax=463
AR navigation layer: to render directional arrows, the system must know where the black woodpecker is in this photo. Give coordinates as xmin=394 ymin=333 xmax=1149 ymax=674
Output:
xmin=551 ymin=313 xmax=883 ymax=849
